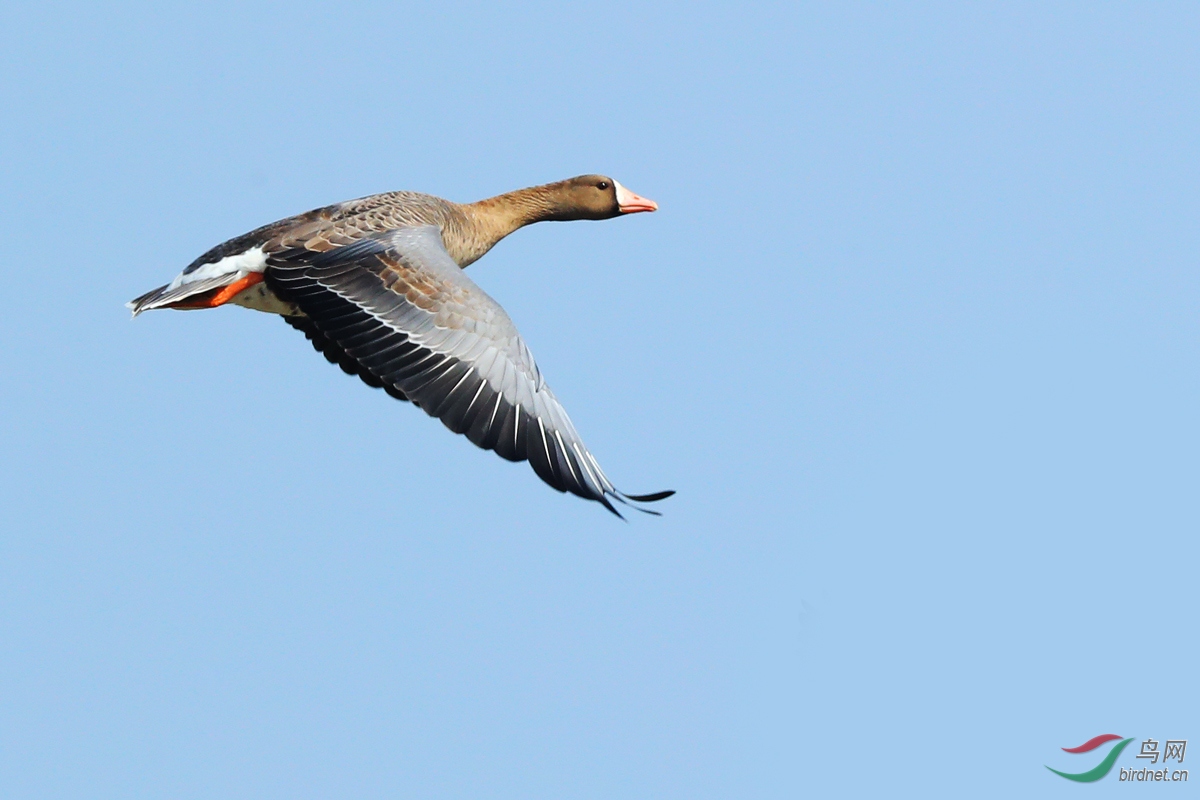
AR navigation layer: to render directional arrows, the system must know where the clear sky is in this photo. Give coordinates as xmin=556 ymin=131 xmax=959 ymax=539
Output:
xmin=1 ymin=3 xmax=1196 ymax=797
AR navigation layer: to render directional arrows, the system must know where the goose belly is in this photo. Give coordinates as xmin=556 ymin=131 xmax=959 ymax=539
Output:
xmin=228 ymin=280 xmax=302 ymax=316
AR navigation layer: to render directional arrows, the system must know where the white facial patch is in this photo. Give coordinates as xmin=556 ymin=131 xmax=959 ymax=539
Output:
xmin=614 ymin=181 xmax=635 ymax=209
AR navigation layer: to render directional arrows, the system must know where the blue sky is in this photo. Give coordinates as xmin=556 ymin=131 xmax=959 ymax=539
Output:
xmin=1 ymin=2 xmax=1196 ymax=797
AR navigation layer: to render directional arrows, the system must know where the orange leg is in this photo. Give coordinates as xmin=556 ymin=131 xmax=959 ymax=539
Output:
xmin=207 ymin=272 xmax=265 ymax=307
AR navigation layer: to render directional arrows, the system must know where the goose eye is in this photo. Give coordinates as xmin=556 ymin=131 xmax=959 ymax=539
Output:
xmin=597 ymin=181 xmax=610 ymax=190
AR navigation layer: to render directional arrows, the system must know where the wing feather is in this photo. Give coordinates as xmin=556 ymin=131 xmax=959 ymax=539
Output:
xmin=267 ymin=226 xmax=672 ymax=515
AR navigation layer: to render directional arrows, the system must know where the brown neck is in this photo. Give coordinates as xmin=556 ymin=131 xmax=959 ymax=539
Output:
xmin=447 ymin=180 xmax=591 ymax=267
xmin=463 ymin=182 xmax=572 ymax=241
xmin=451 ymin=179 xmax=578 ymax=263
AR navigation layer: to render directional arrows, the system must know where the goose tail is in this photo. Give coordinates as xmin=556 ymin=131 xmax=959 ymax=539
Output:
xmin=126 ymin=273 xmax=262 ymax=317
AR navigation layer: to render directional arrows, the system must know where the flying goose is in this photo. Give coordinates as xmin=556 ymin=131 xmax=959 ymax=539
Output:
xmin=128 ymin=175 xmax=673 ymax=517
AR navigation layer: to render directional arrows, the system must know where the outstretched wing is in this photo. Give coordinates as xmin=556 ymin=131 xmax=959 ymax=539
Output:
xmin=266 ymin=226 xmax=672 ymax=516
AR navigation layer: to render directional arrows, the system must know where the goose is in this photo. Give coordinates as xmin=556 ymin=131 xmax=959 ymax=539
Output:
xmin=128 ymin=175 xmax=673 ymax=517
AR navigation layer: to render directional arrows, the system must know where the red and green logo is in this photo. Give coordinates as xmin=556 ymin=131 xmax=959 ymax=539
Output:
xmin=1046 ymin=734 xmax=1135 ymax=782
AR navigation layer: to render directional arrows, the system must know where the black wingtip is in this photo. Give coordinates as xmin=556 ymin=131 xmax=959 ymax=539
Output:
xmin=598 ymin=494 xmax=626 ymax=520
xmin=621 ymin=489 xmax=675 ymax=503
xmin=607 ymin=489 xmax=673 ymax=518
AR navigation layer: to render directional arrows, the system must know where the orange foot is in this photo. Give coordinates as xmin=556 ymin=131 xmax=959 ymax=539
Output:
xmin=168 ymin=272 xmax=265 ymax=310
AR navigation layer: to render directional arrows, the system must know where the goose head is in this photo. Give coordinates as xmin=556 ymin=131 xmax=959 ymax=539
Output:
xmin=547 ymin=174 xmax=658 ymax=220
